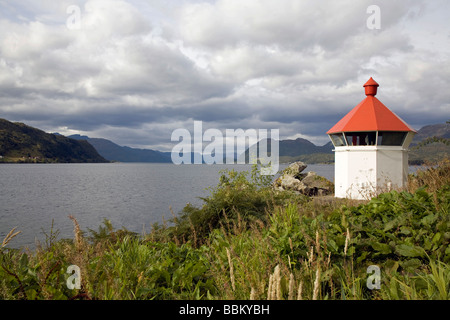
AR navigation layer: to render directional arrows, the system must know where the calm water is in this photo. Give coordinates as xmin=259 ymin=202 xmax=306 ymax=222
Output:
xmin=1 ymin=163 xmax=335 ymax=249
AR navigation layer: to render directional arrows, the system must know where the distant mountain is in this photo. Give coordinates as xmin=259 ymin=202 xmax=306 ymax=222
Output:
xmin=242 ymin=137 xmax=334 ymax=164
xmin=68 ymin=135 xmax=172 ymax=163
xmin=411 ymin=123 xmax=450 ymax=144
xmin=0 ymin=118 xmax=107 ymax=163
xmin=409 ymin=122 xmax=449 ymax=164
xmin=280 ymin=138 xmax=333 ymax=156
xmin=277 ymin=138 xmax=333 ymax=164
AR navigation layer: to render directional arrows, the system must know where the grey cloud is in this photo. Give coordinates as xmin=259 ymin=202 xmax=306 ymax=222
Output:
xmin=0 ymin=0 xmax=448 ymax=150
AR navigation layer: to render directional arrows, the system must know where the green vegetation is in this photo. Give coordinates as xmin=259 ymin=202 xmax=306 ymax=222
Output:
xmin=155 ymin=165 xmax=309 ymax=244
xmin=0 ymin=160 xmax=449 ymax=300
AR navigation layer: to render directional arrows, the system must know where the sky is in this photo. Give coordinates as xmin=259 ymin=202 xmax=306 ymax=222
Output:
xmin=0 ymin=0 xmax=449 ymax=151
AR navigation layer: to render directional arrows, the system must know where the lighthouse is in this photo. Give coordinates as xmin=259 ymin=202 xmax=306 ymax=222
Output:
xmin=327 ymin=78 xmax=416 ymax=200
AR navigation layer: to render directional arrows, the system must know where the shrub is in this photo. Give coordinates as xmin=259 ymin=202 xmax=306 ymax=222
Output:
xmin=162 ymin=165 xmax=308 ymax=245
xmin=334 ymin=186 xmax=450 ymax=267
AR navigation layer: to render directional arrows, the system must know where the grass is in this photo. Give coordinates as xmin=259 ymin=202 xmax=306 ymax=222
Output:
xmin=0 ymin=159 xmax=449 ymax=300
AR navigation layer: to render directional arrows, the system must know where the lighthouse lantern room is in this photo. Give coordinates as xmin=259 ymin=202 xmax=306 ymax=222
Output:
xmin=327 ymin=78 xmax=416 ymax=200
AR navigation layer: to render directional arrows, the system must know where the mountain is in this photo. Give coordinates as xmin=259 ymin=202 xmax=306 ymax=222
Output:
xmin=411 ymin=123 xmax=450 ymax=144
xmin=409 ymin=122 xmax=450 ymax=164
xmin=242 ymin=138 xmax=334 ymax=164
xmin=68 ymin=135 xmax=171 ymax=163
xmin=279 ymin=139 xmax=334 ymax=163
xmin=279 ymin=138 xmax=333 ymax=156
xmin=0 ymin=118 xmax=107 ymax=163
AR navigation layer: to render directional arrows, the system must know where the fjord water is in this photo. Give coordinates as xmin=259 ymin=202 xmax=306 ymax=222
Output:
xmin=0 ymin=163 xmax=334 ymax=249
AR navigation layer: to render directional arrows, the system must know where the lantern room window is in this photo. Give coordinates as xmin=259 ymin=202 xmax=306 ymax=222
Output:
xmin=344 ymin=132 xmax=377 ymax=146
xmin=377 ymin=131 xmax=407 ymax=146
xmin=329 ymin=133 xmax=346 ymax=147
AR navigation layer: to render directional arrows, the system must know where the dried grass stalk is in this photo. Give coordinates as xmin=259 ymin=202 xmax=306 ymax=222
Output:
xmin=68 ymin=215 xmax=83 ymax=251
xmin=1 ymin=227 xmax=21 ymax=248
xmin=344 ymin=228 xmax=350 ymax=256
xmin=275 ymin=265 xmax=282 ymax=300
xmin=267 ymin=274 xmax=273 ymax=300
xmin=288 ymin=273 xmax=295 ymax=300
xmin=315 ymin=230 xmax=320 ymax=254
xmin=297 ymin=280 xmax=303 ymax=300
xmin=250 ymin=287 xmax=256 ymax=300
xmin=267 ymin=265 xmax=282 ymax=300
xmin=312 ymin=268 xmax=321 ymax=300
xmin=226 ymin=248 xmax=235 ymax=292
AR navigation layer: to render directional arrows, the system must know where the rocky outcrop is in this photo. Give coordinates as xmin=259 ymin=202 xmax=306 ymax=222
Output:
xmin=274 ymin=161 xmax=334 ymax=196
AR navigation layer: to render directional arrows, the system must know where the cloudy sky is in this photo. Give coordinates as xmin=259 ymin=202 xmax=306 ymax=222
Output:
xmin=0 ymin=0 xmax=449 ymax=151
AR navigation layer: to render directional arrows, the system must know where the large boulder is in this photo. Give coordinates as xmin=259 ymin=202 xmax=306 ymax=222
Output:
xmin=280 ymin=175 xmax=306 ymax=191
xmin=282 ymin=161 xmax=307 ymax=178
xmin=274 ymin=161 xmax=334 ymax=196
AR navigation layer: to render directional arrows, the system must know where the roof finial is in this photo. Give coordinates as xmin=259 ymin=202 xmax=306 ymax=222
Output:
xmin=363 ymin=77 xmax=379 ymax=96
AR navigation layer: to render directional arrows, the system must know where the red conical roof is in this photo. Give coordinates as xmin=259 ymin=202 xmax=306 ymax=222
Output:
xmin=327 ymin=78 xmax=416 ymax=134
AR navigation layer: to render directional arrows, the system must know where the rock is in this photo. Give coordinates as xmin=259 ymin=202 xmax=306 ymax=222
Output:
xmin=281 ymin=161 xmax=307 ymax=178
xmin=280 ymin=175 xmax=305 ymax=191
xmin=301 ymin=171 xmax=334 ymax=196
xmin=274 ymin=161 xmax=305 ymax=190
xmin=274 ymin=162 xmax=334 ymax=196
xmin=301 ymin=171 xmax=320 ymax=185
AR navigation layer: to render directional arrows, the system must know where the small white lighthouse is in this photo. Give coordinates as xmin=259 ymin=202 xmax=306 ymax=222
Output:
xmin=327 ymin=78 xmax=416 ymax=199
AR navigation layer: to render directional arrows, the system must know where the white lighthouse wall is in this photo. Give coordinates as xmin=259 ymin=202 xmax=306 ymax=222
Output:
xmin=334 ymin=148 xmax=348 ymax=198
xmin=334 ymin=147 xmax=377 ymax=199
xmin=334 ymin=146 xmax=408 ymax=200
xmin=347 ymin=147 xmax=378 ymax=199
xmin=376 ymin=147 xmax=408 ymax=190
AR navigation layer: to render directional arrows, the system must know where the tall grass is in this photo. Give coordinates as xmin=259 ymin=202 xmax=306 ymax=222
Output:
xmin=0 ymin=159 xmax=448 ymax=300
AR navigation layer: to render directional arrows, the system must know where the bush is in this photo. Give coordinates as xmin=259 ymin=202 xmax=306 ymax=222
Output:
xmin=91 ymin=238 xmax=215 ymax=299
xmin=333 ymin=186 xmax=450 ymax=267
xmin=162 ymin=165 xmax=309 ymax=244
